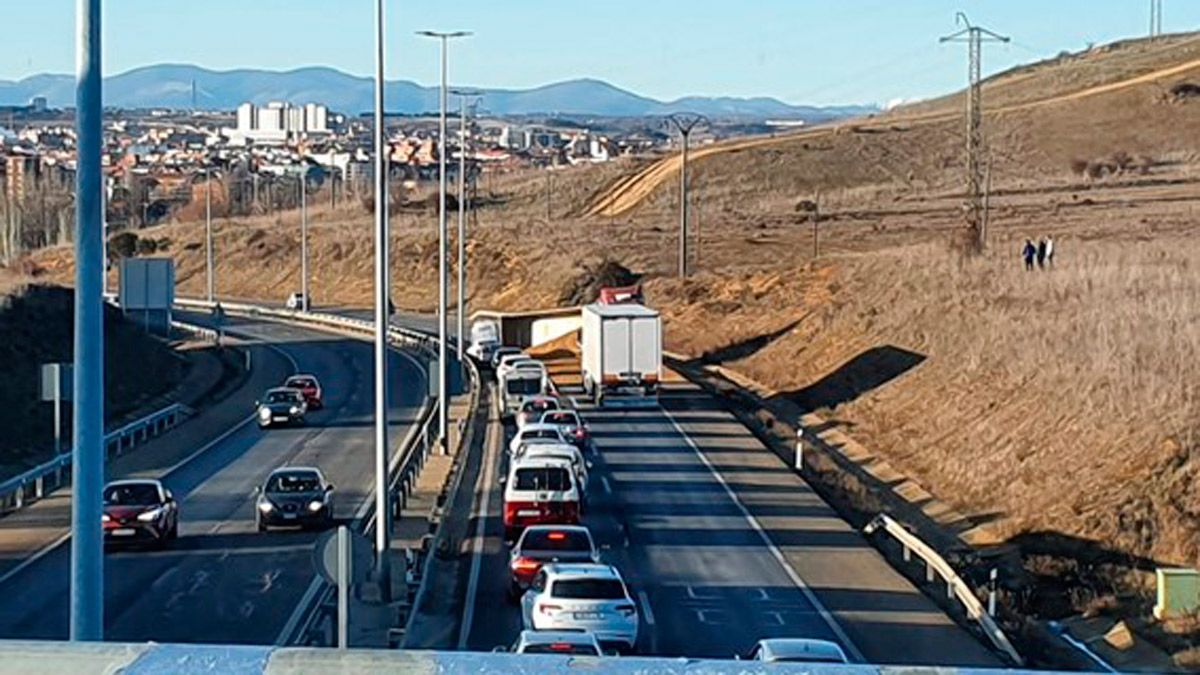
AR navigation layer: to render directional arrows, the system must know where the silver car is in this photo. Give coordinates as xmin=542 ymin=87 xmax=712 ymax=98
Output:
xmin=257 ymin=387 xmax=308 ymax=428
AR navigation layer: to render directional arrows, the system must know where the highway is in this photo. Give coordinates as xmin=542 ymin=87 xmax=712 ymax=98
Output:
xmin=453 ymin=379 xmax=1001 ymax=666
xmin=0 ymin=315 xmax=427 ymax=644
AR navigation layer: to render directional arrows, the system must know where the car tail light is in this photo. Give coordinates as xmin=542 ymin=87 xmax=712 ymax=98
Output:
xmin=539 ymin=603 xmax=562 ymax=616
xmin=616 ymin=603 xmax=637 ymax=617
xmin=573 ymin=428 xmax=585 ymax=438
xmin=549 ymin=642 xmax=573 ymax=652
xmin=547 ymin=532 xmax=566 ymax=541
xmin=510 ymin=556 xmax=540 ymax=572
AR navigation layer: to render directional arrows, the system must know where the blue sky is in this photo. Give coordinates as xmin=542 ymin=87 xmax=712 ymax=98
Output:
xmin=1 ymin=1 xmax=1196 ymax=106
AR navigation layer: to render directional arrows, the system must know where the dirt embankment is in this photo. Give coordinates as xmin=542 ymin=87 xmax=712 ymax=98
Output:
xmin=0 ymin=285 xmax=186 ymax=478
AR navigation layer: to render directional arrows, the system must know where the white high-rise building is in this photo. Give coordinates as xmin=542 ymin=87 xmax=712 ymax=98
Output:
xmin=226 ymin=101 xmax=330 ymax=144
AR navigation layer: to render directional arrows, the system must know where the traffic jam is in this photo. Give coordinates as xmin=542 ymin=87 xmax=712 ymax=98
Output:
xmin=470 ymin=286 xmax=850 ymax=664
xmin=101 ymin=373 xmax=334 ymax=549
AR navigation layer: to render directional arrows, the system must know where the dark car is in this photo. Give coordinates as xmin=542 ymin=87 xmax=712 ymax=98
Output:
xmin=102 ymin=479 xmax=179 ymax=548
xmin=256 ymin=467 xmax=334 ymax=531
xmin=257 ymin=387 xmax=308 ymax=428
xmin=508 ymin=525 xmax=599 ymax=600
xmin=284 ymin=374 xmax=323 ymax=409
xmin=491 ymin=346 xmax=522 ymax=371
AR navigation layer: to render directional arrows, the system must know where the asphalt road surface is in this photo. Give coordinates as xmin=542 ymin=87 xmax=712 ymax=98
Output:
xmin=0 ymin=316 xmax=427 ymax=644
xmin=455 ymin=380 xmax=1000 ymax=666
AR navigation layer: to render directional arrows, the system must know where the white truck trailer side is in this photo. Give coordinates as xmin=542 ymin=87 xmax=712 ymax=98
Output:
xmin=580 ymin=303 xmax=662 ymax=407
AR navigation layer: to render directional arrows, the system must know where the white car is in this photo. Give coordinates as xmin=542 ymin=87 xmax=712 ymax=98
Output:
xmin=509 ymin=423 xmax=569 ymax=457
xmin=516 ymin=395 xmax=561 ymax=430
xmin=744 ymin=638 xmax=849 ymax=664
xmin=500 ymin=629 xmax=604 ymax=656
xmin=521 ymin=563 xmax=639 ymax=653
xmin=496 ymin=353 xmax=533 ymax=381
xmin=516 ymin=443 xmax=589 ymax=499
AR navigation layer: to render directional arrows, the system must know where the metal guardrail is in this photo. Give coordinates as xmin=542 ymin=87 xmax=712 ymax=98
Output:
xmin=0 ymin=402 xmax=193 ymax=514
xmin=864 ymin=514 xmax=1024 ymax=666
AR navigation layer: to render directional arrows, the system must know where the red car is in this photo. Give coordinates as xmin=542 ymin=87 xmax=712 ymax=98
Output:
xmin=540 ymin=409 xmax=589 ymax=449
xmin=285 ymin=374 xmax=323 ymax=409
xmin=102 ymin=479 xmax=179 ymax=548
xmin=508 ymin=525 xmax=599 ymax=601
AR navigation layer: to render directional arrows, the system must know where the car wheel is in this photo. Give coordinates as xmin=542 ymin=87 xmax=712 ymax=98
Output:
xmin=256 ymin=518 xmax=267 ymax=533
xmin=507 ymin=583 xmax=523 ymax=604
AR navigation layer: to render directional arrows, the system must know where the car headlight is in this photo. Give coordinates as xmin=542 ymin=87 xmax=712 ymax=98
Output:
xmin=289 ymin=405 xmax=302 ymax=415
xmin=101 ymin=513 xmax=111 ymax=523
xmin=259 ymin=407 xmax=271 ymax=419
xmin=307 ymin=499 xmax=324 ymax=512
xmin=137 ymin=507 xmax=164 ymax=522
xmin=257 ymin=500 xmax=274 ymax=513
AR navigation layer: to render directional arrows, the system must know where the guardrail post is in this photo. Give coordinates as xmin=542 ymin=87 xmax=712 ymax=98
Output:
xmin=795 ymin=427 xmax=804 ymax=472
xmin=988 ymin=568 xmax=998 ymax=616
xmin=14 ymin=484 xmax=23 ymax=509
xmin=902 ymin=544 xmax=911 ymax=563
xmin=34 ymin=476 xmax=44 ymax=499
xmin=926 ymin=561 xmax=936 ymax=583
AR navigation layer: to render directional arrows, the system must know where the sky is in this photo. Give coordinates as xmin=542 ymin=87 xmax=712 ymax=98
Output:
xmin=1 ymin=1 xmax=1197 ymax=107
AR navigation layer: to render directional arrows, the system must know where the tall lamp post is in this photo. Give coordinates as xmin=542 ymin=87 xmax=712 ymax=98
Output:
xmin=72 ymin=0 xmax=105 ymax=641
xmin=371 ymin=0 xmax=392 ymax=602
xmin=417 ymin=29 xmax=471 ymax=455
xmin=299 ymin=170 xmax=309 ymax=311
xmin=665 ymin=113 xmax=707 ymax=278
xmin=205 ymin=164 xmax=214 ymax=303
xmin=449 ymin=89 xmax=480 ymax=362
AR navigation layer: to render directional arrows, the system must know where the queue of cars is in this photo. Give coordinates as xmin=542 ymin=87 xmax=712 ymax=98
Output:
xmin=102 ymin=373 xmax=336 ymax=550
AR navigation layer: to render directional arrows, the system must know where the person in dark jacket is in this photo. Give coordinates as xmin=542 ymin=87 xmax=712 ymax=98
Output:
xmin=1022 ymin=239 xmax=1037 ymax=271
xmin=1036 ymin=238 xmax=1048 ymax=269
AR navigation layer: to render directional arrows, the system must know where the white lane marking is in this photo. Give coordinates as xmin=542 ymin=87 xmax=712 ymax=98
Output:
xmin=600 ymin=475 xmax=613 ymax=494
xmin=660 ymin=405 xmax=866 ymax=663
xmin=0 ymin=531 xmax=70 ymax=588
xmin=637 ymin=589 xmax=656 ymax=626
xmin=456 ymin=386 xmax=501 ymax=650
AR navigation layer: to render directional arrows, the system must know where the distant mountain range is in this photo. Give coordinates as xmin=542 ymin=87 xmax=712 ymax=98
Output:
xmin=0 ymin=64 xmax=876 ymax=120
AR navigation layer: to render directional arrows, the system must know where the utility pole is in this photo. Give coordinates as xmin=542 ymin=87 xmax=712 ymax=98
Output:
xmin=665 ymin=113 xmax=707 ymax=277
xmin=811 ymin=195 xmax=821 ymax=259
xmin=72 ymin=0 xmax=104 ymax=641
xmin=1150 ymin=0 xmax=1164 ymax=38
xmin=300 ymin=172 xmax=309 ymax=311
xmin=545 ymin=169 xmax=552 ymax=223
xmin=418 ymin=30 xmax=471 ymax=455
xmin=372 ymin=0 xmax=392 ymax=603
xmin=205 ymin=165 xmax=214 ymax=303
xmin=450 ymin=90 xmax=481 ymax=363
xmin=940 ymin=13 xmax=1008 ymax=254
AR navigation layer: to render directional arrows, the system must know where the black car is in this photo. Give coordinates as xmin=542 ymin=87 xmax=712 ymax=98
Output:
xmin=491 ymin=346 xmax=522 ymax=371
xmin=255 ymin=467 xmax=334 ymax=531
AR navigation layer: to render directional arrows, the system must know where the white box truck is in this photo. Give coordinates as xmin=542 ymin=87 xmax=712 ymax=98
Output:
xmin=581 ymin=303 xmax=662 ymax=407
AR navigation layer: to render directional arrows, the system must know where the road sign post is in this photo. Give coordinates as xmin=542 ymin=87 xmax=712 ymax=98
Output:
xmin=41 ymin=363 xmax=73 ymax=458
xmin=314 ymin=526 xmax=371 ymax=649
xmin=337 ymin=526 xmax=348 ymax=648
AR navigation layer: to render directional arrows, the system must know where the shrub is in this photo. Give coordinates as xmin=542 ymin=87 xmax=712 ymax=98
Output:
xmin=108 ymin=231 xmax=138 ymax=259
xmin=134 ymin=237 xmax=158 ymax=255
xmin=1069 ymin=158 xmax=1089 ymax=175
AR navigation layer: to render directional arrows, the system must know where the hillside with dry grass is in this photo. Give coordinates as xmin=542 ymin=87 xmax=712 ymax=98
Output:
xmin=21 ymin=33 xmax=1200 ymax=647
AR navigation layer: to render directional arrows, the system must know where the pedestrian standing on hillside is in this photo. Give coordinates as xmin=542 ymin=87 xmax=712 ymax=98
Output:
xmin=1022 ymin=239 xmax=1037 ymax=271
xmin=1045 ymin=236 xmax=1055 ymax=268
xmin=1036 ymin=238 xmax=1048 ymax=269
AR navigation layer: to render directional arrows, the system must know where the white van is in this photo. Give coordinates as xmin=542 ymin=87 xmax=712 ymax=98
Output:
xmin=500 ymin=368 xmax=548 ymax=418
xmin=502 ymin=456 xmax=580 ymax=541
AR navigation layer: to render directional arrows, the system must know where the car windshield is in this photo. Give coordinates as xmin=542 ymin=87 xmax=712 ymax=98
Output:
xmin=523 ymin=399 xmax=558 ymax=414
xmin=103 ymin=483 xmax=160 ymax=506
xmin=551 ymin=578 xmax=626 ymax=600
xmin=514 ymin=467 xmax=572 ymax=491
xmin=521 ymin=529 xmax=592 ymax=553
xmin=506 ymin=378 xmax=542 ymax=395
xmin=522 ymin=643 xmax=599 ymax=655
xmin=774 ymin=656 xmax=844 ymax=664
xmin=267 ymin=472 xmax=322 ymax=493
xmin=523 ymin=429 xmax=560 ymax=441
xmin=267 ymin=391 xmax=300 ymax=404
xmin=544 ymin=412 xmax=578 ymax=426
xmin=286 ymin=378 xmax=315 ymax=389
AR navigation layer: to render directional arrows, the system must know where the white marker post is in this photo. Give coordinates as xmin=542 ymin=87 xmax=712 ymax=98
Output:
xmin=337 ymin=525 xmax=349 ymax=649
xmin=795 ymin=427 xmax=805 ymax=472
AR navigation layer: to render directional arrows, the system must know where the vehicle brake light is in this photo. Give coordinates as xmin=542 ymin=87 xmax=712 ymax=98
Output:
xmin=616 ymin=603 xmax=637 ymax=617
xmin=547 ymin=532 xmax=566 ymax=540
xmin=539 ymin=603 xmax=562 ymax=615
xmin=550 ymin=643 xmax=572 ymax=652
xmin=511 ymin=556 xmax=540 ymax=571
xmin=573 ymin=428 xmax=585 ymax=438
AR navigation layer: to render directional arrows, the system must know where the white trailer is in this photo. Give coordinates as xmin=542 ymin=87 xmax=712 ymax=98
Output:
xmin=581 ymin=303 xmax=662 ymax=407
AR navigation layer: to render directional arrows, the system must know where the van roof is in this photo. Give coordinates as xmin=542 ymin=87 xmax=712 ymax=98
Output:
xmin=585 ymin=303 xmax=658 ymax=318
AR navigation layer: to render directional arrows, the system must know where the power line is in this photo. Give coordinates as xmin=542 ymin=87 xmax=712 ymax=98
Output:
xmin=940 ymin=12 xmax=1009 ymax=254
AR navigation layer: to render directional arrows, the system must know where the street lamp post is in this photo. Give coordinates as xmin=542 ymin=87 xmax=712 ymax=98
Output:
xmin=300 ymin=172 xmax=309 ymax=311
xmin=205 ymin=166 xmax=214 ymax=303
xmin=449 ymin=89 xmax=480 ymax=363
xmin=72 ymin=0 xmax=105 ymax=641
xmin=417 ymin=29 xmax=471 ymax=455
xmin=665 ymin=113 xmax=707 ymax=278
xmin=372 ymin=0 xmax=392 ymax=602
